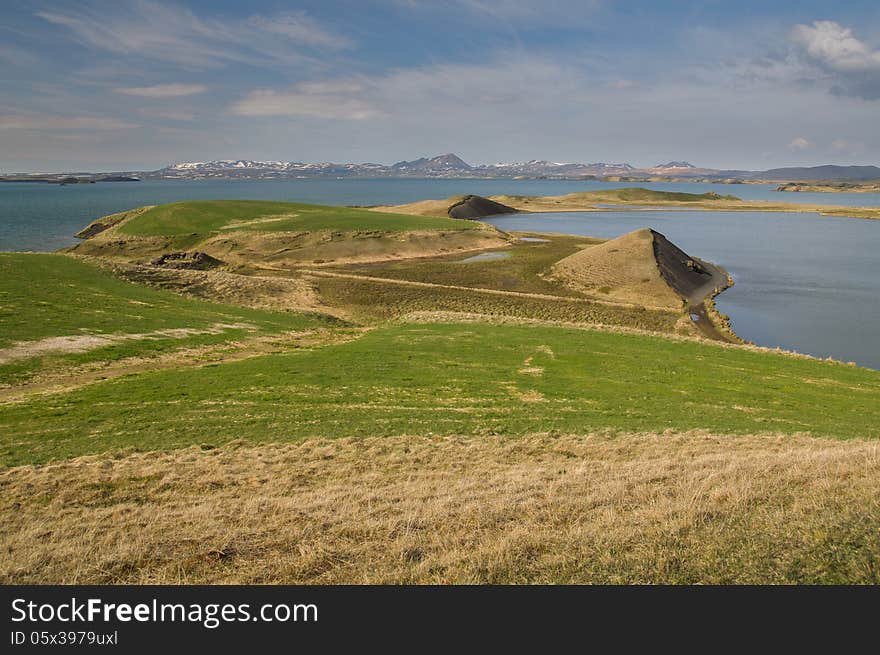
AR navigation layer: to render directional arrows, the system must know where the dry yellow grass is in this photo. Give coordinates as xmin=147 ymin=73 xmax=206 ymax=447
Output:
xmin=550 ymin=228 xmax=682 ymax=309
xmin=371 ymin=196 xmax=466 ymax=217
xmin=90 ymin=258 xmax=329 ymax=314
xmin=2 ymin=432 xmax=878 ymax=584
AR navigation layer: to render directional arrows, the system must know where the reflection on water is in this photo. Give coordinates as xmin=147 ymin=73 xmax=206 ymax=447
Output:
xmin=456 ymin=251 xmax=511 ymax=263
xmin=485 ymin=210 xmax=880 ymax=370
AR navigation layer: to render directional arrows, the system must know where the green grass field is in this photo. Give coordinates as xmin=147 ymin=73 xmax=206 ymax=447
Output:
xmin=116 ymin=200 xmax=476 ymax=237
xmin=0 ymin=254 xmax=338 ymax=384
xmin=3 ymin=321 xmax=879 ymax=466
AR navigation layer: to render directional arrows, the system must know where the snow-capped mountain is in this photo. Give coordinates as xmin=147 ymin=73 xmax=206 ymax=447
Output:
xmin=478 ymin=160 xmax=634 ymax=177
xmin=391 ymin=153 xmax=472 ymax=173
xmin=654 ymin=161 xmax=695 ymax=169
xmin=153 ymin=154 xmax=709 ymax=179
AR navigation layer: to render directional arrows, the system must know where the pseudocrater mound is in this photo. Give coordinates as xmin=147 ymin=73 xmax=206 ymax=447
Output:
xmin=551 ymin=228 xmax=723 ymax=310
xmin=447 ymin=195 xmax=518 ymax=220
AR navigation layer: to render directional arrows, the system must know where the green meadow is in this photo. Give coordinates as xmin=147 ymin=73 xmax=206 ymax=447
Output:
xmin=3 ymin=321 xmax=879 ymax=466
xmin=116 ymin=200 xmax=475 ymax=236
xmin=0 ymin=253 xmax=337 ymax=384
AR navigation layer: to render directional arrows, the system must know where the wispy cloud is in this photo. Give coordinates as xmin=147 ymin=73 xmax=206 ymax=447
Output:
xmin=230 ymin=82 xmax=381 ymax=120
xmin=397 ymin=0 xmax=603 ymax=27
xmin=138 ymin=109 xmax=197 ymax=122
xmin=115 ymin=84 xmax=207 ymax=98
xmin=230 ymin=56 xmax=571 ymax=121
xmin=36 ymin=1 xmax=352 ymax=70
xmin=790 ymin=21 xmax=880 ymax=99
xmin=0 ymin=114 xmax=138 ymax=130
xmin=246 ymin=13 xmax=353 ymax=50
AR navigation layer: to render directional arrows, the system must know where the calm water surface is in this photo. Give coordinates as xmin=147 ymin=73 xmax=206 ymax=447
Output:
xmin=3 ymin=178 xmax=880 ymax=251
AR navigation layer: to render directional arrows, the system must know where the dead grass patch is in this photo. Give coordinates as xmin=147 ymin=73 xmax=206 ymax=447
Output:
xmin=1 ymin=432 xmax=878 ymax=584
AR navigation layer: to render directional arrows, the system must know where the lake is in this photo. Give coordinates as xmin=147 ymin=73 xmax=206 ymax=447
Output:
xmin=2 ymin=177 xmax=880 ymax=252
xmin=485 ymin=210 xmax=880 ymax=370
xmin=2 ymin=178 xmax=879 ymax=369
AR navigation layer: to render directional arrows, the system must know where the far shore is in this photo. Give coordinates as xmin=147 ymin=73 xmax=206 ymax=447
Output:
xmin=372 ymin=187 xmax=880 ymax=221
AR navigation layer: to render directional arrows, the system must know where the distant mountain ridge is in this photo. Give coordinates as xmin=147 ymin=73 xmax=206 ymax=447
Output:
xmin=655 ymin=161 xmax=695 ymax=169
xmin=756 ymin=165 xmax=880 ymax=181
xmin=86 ymin=155 xmax=880 ymax=182
xmin=155 ymin=154 xmax=640 ymax=179
xmin=391 ymin=153 xmax=472 ymax=173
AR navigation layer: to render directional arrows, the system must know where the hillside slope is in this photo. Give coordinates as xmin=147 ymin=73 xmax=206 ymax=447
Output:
xmin=0 ymin=253 xmax=338 ymax=387
xmin=69 ymin=200 xmax=510 ymax=267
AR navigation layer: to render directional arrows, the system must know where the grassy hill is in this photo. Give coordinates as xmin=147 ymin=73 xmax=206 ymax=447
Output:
xmin=3 ymin=320 xmax=879 ymax=466
xmin=71 ymin=200 xmax=506 ymax=267
xmin=569 ymin=187 xmax=741 ymax=202
xmin=0 ymin=253 xmax=338 ymax=386
xmin=116 ymin=200 xmax=477 ymax=237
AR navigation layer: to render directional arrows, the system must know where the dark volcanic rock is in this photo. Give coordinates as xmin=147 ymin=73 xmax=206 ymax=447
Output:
xmin=447 ymin=195 xmax=518 ymax=220
xmin=650 ymin=229 xmax=712 ymax=299
xmin=150 ymin=251 xmax=223 ymax=270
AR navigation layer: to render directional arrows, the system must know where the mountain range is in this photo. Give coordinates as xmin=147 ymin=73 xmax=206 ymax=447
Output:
xmin=156 ymin=154 xmax=643 ymax=179
xmin=150 ymin=154 xmax=879 ymax=181
xmin=5 ymin=154 xmax=879 ymax=182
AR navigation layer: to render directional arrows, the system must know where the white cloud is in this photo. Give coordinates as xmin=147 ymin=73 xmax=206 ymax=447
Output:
xmin=230 ymin=85 xmax=381 ymax=120
xmin=790 ymin=21 xmax=880 ymax=72
xmin=37 ymin=1 xmax=351 ymax=70
xmin=115 ymin=84 xmax=207 ymax=98
xmin=788 ymin=136 xmax=812 ymax=151
xmin=789 ymin=21 xmax=880 ymax=100
xmin=0 ymin=114 xmax=137 ymax=130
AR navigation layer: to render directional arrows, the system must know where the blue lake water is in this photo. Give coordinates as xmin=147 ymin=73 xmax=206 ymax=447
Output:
xmin=1 ymin=178 xmax=879 ymax=368
xmin=2 ymin=178 xmax=880 ymax=252
xmin=485 ymin=210 xmax=880 ymax=370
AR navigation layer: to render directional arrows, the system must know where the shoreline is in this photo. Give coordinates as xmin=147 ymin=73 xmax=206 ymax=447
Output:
xmin=373 ymin=188 xmax=880 ymax=221
xmin=494 ymin=198 xmax=880 ymax=222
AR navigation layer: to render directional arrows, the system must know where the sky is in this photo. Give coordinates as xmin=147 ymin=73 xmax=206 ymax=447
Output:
xmin=2 ymin=0 xmax=880 ymax=172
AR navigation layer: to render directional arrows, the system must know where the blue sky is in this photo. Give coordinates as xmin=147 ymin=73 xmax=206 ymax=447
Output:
xmin=2 ymin=0 xmax=880 ymax=171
